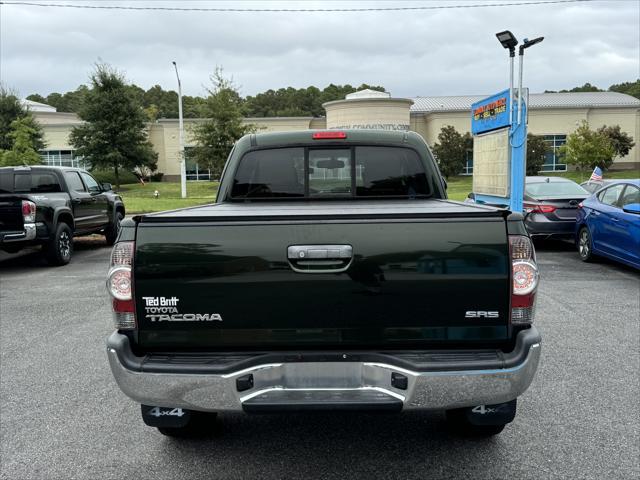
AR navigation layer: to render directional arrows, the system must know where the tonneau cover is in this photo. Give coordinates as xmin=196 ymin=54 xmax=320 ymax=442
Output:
xmin=141 ymin=199 xmax=506 ymax=222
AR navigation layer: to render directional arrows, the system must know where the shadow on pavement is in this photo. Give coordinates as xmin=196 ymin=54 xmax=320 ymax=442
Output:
xmin=532 ymin=237 xmax=575 ymax=252
xmin=0 ymin=235 xmax=110 ymax=271
xmin=533 ymin=237 xmax=638 ymax=275
xmin=149 ymin=411 xmax=504 ymax=478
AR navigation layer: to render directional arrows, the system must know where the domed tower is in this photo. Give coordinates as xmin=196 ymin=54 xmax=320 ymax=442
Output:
xmin=323 ymin=89 xmax=413 ymax=131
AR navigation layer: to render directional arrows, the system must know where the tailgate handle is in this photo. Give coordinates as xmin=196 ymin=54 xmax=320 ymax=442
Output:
xmin=287 ymin=245 xmax=353 ymax=273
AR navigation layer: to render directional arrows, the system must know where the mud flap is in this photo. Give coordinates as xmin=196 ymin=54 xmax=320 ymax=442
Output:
xmin=463 ymin=399 xmax=517 ymax=426
xmin=141 ymin=405 xmax=192 ymax=428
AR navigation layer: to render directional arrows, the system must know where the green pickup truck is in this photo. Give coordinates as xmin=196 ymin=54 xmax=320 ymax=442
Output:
xmin=106 ymin=129 xmax=541 ymax=437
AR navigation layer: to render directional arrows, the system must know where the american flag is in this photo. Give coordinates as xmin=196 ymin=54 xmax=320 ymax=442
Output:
xmin=590 ymin=166 xmax=603 ymax=181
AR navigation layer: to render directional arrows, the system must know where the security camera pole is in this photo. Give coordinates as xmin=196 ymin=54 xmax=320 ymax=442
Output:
xmin=518 ymin=37 xmax=544 ymax=124
xmin=172 ymin=61 xmax=187 ymax=199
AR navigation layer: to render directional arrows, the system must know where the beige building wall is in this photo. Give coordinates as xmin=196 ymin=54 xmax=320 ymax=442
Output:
xmin=245 ymin=117 xmax=318 ymax=132
xmin=411 ymin=111 xmax=470 ymax=147
xmin=41 ymin=125 xmax=75 ymax=150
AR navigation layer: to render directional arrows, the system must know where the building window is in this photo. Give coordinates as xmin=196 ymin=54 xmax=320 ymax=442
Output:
xmin=541 ymin=135 xmax=567 ymax=172
xmin=184 ymin=147 xmax=211 ymax=181
xmin=462 ymin=150 xmax=473 ymax=175
xmin=39 ymin=150 xmax=88 ymax=169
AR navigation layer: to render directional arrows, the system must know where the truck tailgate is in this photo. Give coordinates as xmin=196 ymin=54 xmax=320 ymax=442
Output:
xmin=133 ymin=201 xmax=511 ymax=350
xmin=0 ymin=197 xmax=24 ymax=232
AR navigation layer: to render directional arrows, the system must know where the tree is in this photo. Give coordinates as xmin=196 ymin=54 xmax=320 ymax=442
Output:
xmin=28 ymin=86 xmax=90 ymax=113
xmin=560 ymin=121 xmax=615 ymax=171
xmin=526 ymin=134 xmax=548 ymax=175
xmin=597 ymin=125 xmax=635 ymax=160
xmin=190 ymin=68 xmax=256 ymax=178
xmin=564 ymin=82 xmax=602 ymax=93
xmin=243 ymin=83 xmax=386 ymax=117
xmin=25 ymin=93 xmax=47 ymax=104
xmin=432 ymin=125 xmax=467 ymax=179
xmin=609 ymin=79 xmax=640 ymax=99
xmin=1 ymin=117 xmax=44 ymax=166
xmin=1 ymin=86 xmax=45 ymax=152
xmin=546 ymin=82 xmax=603 ymax=93
xmin=69 ymin=64 xmax=157 ymax=188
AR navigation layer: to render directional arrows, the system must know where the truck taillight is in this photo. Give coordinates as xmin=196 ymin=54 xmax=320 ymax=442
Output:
xmin=509 ymin=235 xmax=539 ymax=325
xmin=107 ymin=241 xmax=135 ymax=330
xmin=21 ymin=200 xmax=36 ymax=223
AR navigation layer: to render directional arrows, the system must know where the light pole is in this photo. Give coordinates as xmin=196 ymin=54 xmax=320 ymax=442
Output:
xmin=172 ymin=61 xmax=187 ymax=199
xmin=517 ymin=36 xmax=544 ymax=124
xmin=495 ymin=31 xmax=518 ymax=125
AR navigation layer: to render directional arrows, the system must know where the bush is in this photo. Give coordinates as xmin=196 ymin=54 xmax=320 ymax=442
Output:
xmin=150 ymin=172 xmax=164 ymax=182
xmin=90 ymin=168 xmax=139 ymax=185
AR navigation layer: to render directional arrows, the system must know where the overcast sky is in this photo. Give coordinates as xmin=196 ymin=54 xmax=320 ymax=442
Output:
xmin=0 ymin=0 xmax=638 ymax=99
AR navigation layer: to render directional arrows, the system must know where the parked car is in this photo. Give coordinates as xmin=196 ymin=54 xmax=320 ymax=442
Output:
xmin=106 ymin=130 xmax=541 ymax=438
xmin=523 ymin=177 xmax=589 ymax=239
xmin=576 ymin=179 xmax=640 ymax=269
xmin=580 ymin=179 xmax=616 ymax=194
xmin=0 ymin=166 xmax=125 ymax=265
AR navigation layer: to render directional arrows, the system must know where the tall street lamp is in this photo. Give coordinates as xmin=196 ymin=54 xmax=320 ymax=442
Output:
xmin=172 ymin=61 xmax=187 ymax=199
xmin=495 ymin=30 xmax=518 ymax=125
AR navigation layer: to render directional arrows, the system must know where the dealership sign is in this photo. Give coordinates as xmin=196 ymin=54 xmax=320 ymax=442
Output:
xmin=471 ymin=89 xmax=511 ymax=135
xmin=470 ymin=88 xmax=528 ymax=212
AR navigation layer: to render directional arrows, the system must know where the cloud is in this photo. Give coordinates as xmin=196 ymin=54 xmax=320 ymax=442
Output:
xmin=1 ymin=0 xmax=638 ymax=98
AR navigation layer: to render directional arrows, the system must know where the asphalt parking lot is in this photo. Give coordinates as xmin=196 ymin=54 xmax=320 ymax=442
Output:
xmin=0 ymin=238 xmax=638 ymax=480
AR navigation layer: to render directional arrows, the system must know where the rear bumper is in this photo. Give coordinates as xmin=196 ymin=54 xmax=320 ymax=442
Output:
xmin=525 ymin=214 xmax=576 ymax=237
xmin=107 ymin=327 xmax=541 ymax=412
xmin=0 ymin=223 xmax=36 ymax=244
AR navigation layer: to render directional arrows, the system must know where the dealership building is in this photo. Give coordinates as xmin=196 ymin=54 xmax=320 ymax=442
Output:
xmin=28 ymin=89 xmax=640 ymax=181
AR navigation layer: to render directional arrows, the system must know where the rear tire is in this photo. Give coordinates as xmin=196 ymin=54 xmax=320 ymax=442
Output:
xmin=105 ymin=211 xmax=123 ymax=246
xmin=157 ymin=412 xmax=218 ymax=438
xmin=578 ymin=226 xmax=594 ymax=262
xmin=446 ymin=409 xmax=508 ymax=437
xmin=44 ymin=223 xmax=73 ymax=266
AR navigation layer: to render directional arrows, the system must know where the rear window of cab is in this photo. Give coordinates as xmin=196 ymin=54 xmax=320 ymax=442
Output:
xmin=230 ymin=146 xmax=431 ymax=199
xmin=0 ymin=171 xmax=62 ymax=193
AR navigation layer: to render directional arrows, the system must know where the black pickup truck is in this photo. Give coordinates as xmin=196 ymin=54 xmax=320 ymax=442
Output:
xmin=106 ymin=130 xmax=541 ymax=437
xmin=0 ymin=166 xmax=125 ymax=265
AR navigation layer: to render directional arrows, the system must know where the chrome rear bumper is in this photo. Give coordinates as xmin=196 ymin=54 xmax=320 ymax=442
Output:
xmin=107 ymin=328 xmax=541 ymax=412
xmin=1 ymin=223 xmax=36 ymax=243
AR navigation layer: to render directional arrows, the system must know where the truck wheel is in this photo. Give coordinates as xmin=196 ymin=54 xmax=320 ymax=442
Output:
xmin=105 ymin=211 xmax=123 ymax=246
xmin=44 ymin=223 xmax=73 ymax=266
xmin=156 ymin=412 xmax=218 ymax=438
xmin=578 ymin=227 xmax=594 ymax=262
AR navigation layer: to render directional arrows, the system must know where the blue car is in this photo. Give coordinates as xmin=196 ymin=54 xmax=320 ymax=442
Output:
xmin=576 ymin=179 xmax=640 ymax=269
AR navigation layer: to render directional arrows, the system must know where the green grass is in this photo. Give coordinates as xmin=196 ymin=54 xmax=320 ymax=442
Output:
xmin=117 ymin=169 xmax=639 ymax=213
xmin=444 ymin=176 xmax=473 ymax=201
xmin=541 ymin=170 xmax=639 ymax=183
xmin=117 ymin=181 xmax=218 ymax=214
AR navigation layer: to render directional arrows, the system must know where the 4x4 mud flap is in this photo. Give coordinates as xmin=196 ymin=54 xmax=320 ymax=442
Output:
xmin=461 ymin=399 xmax=517 ymax=426
xmin=141 ymin=405 xmax=191 ymax=428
